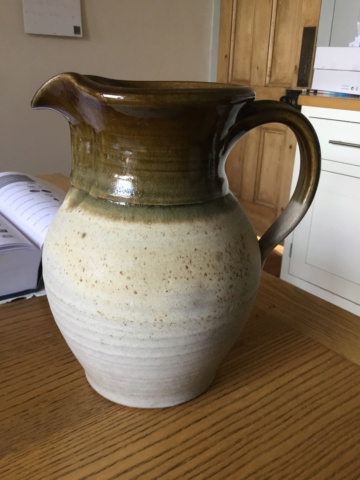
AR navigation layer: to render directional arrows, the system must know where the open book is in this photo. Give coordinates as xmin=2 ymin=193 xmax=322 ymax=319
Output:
xmin=0 ymin=172 xmax=65 ymax=301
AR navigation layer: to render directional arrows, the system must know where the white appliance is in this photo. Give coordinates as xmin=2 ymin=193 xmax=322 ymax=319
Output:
xmin=312 ymin=47 xmax=360 ymax=94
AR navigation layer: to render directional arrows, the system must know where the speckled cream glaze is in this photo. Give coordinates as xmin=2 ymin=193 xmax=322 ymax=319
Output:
xmin=43 ymin=189 xmax=261 ymax=407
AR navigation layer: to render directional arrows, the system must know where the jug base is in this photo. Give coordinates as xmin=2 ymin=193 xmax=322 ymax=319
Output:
xmin=85 ymin=372 xmax=216 ymax=409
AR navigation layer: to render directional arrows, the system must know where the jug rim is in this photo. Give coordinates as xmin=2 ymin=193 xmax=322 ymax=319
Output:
xmin=85 ymin=74 xmax=254 ymax=94
xmin=32 ymin=72 xmax=256 ymax=107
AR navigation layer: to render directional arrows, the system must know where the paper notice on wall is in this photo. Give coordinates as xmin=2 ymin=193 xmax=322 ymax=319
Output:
xmin=22 ymin=0 xmax=83 ymax=37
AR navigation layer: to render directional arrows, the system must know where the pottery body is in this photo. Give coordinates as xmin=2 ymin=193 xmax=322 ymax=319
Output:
xmin=32 ymin=73 xmax=320 ymax=407
xmin=44 ymin=193 xmax=259 ymax=407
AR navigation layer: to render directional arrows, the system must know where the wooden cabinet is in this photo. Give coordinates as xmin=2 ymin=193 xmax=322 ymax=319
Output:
xmin=218 ymin=0 xmax=321 ymax=234
xmin=281 ymin=105 xmax=360 ymax=316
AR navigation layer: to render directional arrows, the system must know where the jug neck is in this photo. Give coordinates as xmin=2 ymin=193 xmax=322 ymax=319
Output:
xmin=32 ymin=73 xmax=255 ymax=205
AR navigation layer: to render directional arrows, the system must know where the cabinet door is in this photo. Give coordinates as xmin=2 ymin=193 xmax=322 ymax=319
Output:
xmin=217 ymin=0 xmax=321 ymax=235
xmin=284 ymin=164 xmax=360 ymax=313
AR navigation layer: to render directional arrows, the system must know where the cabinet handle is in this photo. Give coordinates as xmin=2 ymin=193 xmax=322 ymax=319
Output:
xmin=329 ymin=140 xmax=360 ymax=148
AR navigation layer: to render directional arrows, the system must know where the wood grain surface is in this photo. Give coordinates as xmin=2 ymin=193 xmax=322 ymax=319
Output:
xmin=1 ymin=271 xmax=360 ymax=479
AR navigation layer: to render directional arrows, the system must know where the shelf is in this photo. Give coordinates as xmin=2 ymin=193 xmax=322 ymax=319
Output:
xmin=299 ymin=94 xmax=360 ymax=111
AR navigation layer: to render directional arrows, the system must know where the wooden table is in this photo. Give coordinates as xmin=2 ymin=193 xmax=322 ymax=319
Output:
xmin=1 ymin=175 xmax=360 ymax=479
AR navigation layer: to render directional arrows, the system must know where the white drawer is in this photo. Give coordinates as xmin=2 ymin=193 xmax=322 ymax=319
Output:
xmin=309 ymin=116 xmax=360 ymax=166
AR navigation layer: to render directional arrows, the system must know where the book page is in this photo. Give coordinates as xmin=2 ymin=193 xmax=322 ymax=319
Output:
xmin=0 ymin=172 xmax=65 ymax=248
xmin=0 ymin=214 xmax=36 ymax=249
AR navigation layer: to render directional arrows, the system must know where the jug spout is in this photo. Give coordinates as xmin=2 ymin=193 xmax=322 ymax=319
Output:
xmin=31 ymin=72 xmax=83 ymax=124
xmin=32 ymin=72 xmax=108 ymax=129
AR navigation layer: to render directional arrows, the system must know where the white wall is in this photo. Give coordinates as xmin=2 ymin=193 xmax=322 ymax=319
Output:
xmin=317 ymin=0 xmax=335 ymax=46
xmin=1 ymin=0 xmax=219 ymax=176
xmin=330 ymin=0 xmax=360 ymax=46
xmin=317 ymin=0 xmax=360 ymax=47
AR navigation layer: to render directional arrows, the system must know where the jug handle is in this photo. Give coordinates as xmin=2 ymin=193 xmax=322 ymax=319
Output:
xmin=224 ymin=100 xmax=321 ymax=265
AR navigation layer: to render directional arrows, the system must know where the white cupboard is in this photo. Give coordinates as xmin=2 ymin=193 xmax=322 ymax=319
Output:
xmin=281 ymin=105 xmax=360 ymax=316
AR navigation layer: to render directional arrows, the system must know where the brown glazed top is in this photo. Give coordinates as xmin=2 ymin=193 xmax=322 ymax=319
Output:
xmin=32 ymin=73 xmax=255 ymax=205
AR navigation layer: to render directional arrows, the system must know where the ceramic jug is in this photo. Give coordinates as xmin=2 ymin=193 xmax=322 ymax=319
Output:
xmin=32 ymin=73 xmax=320 ymax=408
